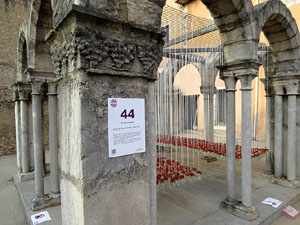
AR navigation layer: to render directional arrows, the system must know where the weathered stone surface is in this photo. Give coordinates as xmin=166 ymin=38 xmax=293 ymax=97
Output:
xmin=52 ymin=0 xmax=166 ymax=32
xmin=49 ymin=13 xmax=164 ymax=80
xmin=57 ymin=70 xmax=152 ymax=224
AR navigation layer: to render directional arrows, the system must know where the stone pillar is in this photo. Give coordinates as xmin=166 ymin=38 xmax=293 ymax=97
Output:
xmin=14 ymin=89 xmax=22 ymax=173
xmin=19 ymin=86 xmax=30 ymax=174
xmin=31 ymin=81 xmax=45 ymax=200
xmin=47 ymin=81 xmax=60 ymax=196
xmin=209 ymin=87 xmax=215 ymax=142
xmin=238 ymin=74 xmax=255 ymax=208
xmin=48 ymin=3 xmax=165 ymax=224
xmin=219 ymin=62 xmax=259 ymax=220
xmin=260 ymin=78 xmax=273 ymax=175
xmin=203 ymin=92 xmax=209 ymax=140
xmin=223 ymin=76 xmax=237 ymax=201
xmin=284 ymin=82 xmax=299 ymax=181
xmin=273 ymin=84 xmax=284 ymax=178
xmin=148 ymin=81 xmax=156 ymax=225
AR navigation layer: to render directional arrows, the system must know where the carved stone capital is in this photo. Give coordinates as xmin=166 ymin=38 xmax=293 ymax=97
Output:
xmin=50 ymin=26 xmax=163 ymax=80
xmin=200 ymin=86 xmax=216 ymax=95
xmin=217 ymin=60 xmax=260 ymax=79
xmin=284 ymin=81 xmax=299 ymax=96
xmin=31 ymin=81 xmax=44 ymax=96
xmin=47 ymin=81 xmax=58 ymax=96
xmin=17 ymin=83 xmax=31 ymax=101
xmin=223 ymin=76 xmax=237 ymax=92
xmin=272 ymin=83 xmax=285 ymax=96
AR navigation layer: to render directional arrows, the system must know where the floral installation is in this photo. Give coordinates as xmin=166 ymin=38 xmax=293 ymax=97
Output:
xmin=156 ymin=134 xmax=269 ymax=160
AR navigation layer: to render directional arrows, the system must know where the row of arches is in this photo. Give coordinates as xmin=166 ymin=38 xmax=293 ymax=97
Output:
xmin=12 ymin=0 xmax=300 ymax=224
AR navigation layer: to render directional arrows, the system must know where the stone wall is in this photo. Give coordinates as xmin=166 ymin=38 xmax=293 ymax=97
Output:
xmin=0 ymin=0 xmax=30 ymax=155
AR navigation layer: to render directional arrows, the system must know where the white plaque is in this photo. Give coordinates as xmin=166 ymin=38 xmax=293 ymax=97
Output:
xmin=108 ymin=98 xmax=146 ymax=158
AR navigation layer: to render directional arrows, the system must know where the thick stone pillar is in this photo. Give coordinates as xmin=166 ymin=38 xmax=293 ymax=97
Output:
xmin=273 ymin=84 xmax=284 ymax=178
xmin=19 ymin=86 xmax=30 ymax=174
xmin=48 ymin=3 xmax=165 ymax=224
xmin=13 ymin=89 xmax=22 ymax=173
xmin=47 ymin=81 xmax=60 ymax=196
xmin=284 ymin=82 xmax=299 ymax=181
xmin=31 ymin=81 xmax=45 ymax=199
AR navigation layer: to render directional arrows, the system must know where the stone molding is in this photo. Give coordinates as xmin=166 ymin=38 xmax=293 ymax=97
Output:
xmin=50 ymin=26 xmax=163 ymax=80
xmin=284 ymin=81 xmax=300 ymax=95
xmin=17 ymin=83 xmax=32 ymax=101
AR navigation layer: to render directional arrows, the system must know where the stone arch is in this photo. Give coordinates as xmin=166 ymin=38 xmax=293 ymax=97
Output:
xmin=202 ymin=0 xmax=257 ymax=64
xmin=17 ymin=21 xmax=29 ymax=82
xmin=28 ymin=0 xmax=54 ymax=70
xmin=255 ymin=0 xmax=300 ymax=76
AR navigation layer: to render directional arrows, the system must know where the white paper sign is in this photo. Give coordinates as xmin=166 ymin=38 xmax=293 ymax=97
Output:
xmin=108 ymin=98 xmax=145 ymax=158
xmin=31 ymin=211 xmax=51 ymax=224
xmin=261 ymin=197 xmax=283 ymax=208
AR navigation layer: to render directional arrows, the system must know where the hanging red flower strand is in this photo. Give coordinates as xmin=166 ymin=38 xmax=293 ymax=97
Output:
xmin=156 ymin=134 xmax=269 ymax=160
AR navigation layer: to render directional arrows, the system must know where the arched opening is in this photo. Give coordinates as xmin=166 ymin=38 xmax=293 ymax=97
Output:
xmin=17 ymin=32 xmax=28 ymax=82
xmin=34 ymin=0 xmax=53 ymax=71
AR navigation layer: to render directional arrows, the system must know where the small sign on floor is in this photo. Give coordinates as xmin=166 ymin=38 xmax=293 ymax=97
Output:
xmin=283 ymin=205 xmax=300 ymax=219
xmin=261 ymin=197 xmax=283 ymax=208
xmin=31 ymin=211 xmax=51 ymax=224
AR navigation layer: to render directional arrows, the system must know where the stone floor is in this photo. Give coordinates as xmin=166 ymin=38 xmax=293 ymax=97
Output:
xmin=13 ymin=170 xmax=61 ymax=225
xmin=157 ymin=154 xmax=300 ymax=225
xmin=0 ymin=156 xmax=26 ymax=225
xmin=2 ymin=155 xmax=300 ymax=225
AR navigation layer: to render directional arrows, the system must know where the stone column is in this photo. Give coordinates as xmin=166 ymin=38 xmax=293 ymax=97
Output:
xmin=238 ymin=74 xmax=255 ymax=208
xmin=285 ymin=82 xmax=299 ymax=181
xmin=209 ymin=87 xmax=215 ymax=142
xmin=19 ymin=86 xmax=30 ymax=174
xmin=14 ymin=89 xmax=22 ymax=173
xmin=31 ymin=80 xmax=45 ymax=200
xmin=48 ymin=3 xmax=165 ymax=224
xmin=148 ymin=81 xmax=156 ymax=225
xmin=203 ymin=92 xmax=209 ymax=140
xmin=260 ymin=78 xmax=273 ymax=174
xmin=223 ymin=76 xmax=237 ymax=201
xmin=47 ymin=81 xmax=60 ymax=196
xmin=273 ymin=84 xmax=284 ymax=178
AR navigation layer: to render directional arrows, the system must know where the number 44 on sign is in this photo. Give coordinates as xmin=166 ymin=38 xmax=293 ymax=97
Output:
xmin=108 ymin=98 xmax=146 ymax=158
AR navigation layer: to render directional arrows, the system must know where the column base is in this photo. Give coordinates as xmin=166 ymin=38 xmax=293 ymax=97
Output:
xmin=220 ymin=198 xmax=259 ymax=221
xmin=32 ymin=193 xmax=61 ymax=211
xmin=202 ymin=156 xmax=218 ymax=163
xmin=17 ymin=171 xmax=35 ymax=182
xmin=262 ymin=170 xmax=273 ymax=176
xmin=271 ymin=177 xmax=300 ymax=189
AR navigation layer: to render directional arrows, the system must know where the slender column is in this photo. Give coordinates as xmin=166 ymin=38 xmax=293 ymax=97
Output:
xmin=14 ymin=91 xmax=22 ymax=173
xmin=265 ymin=95 xmax=273 ymax=173
xmin=147 ymin=81 xmax=156 ymax=225
xmin=19 ymin=88 xmax=29 ymax=173
xmin=203 ymin=93 xmax=209 ymax=140
xmin=223 ymin=76 xmax=237 ymax=201
xmin=260 ymin=78 xmax=273 ymax=174
xmin=48 ymin=81 xmax=60 ymax=195
xmin=273 ymin=84 xmax=284 ymax=178
xmin=285 ymin=82 xmax=299 ymax=181
xmin=209 ymin=88 xmax=215 ymax=142
xmin=238 ymin=75 xmax=255 ymax=208
xmin=31 ymin=81 xmax=44 ymax=198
